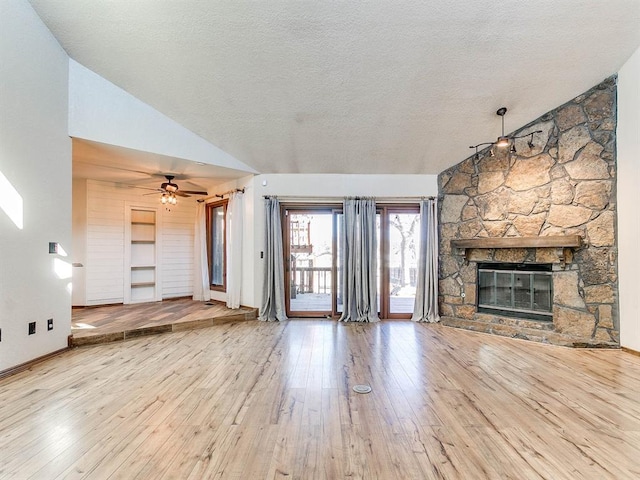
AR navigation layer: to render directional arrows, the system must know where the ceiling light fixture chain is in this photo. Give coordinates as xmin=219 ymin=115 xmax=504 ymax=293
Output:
xmin=469 ymin=107 xmax=543 ymax=160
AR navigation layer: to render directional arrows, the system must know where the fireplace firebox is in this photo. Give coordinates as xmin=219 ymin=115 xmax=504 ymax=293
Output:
xmin=477 ymin=263 xmax=553 ymax=322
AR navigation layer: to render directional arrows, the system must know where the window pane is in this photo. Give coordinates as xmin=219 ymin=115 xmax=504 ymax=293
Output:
xmin=211 ymin=205 xmax=224 ymax=286
xmin=388 ymin=212 xmax=420 ymax=314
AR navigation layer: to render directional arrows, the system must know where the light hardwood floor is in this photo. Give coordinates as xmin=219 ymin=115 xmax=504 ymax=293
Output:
xmin=1 ymin=320 xmax=640 ymax=479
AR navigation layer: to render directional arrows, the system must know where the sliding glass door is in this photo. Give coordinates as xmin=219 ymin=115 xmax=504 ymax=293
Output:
xmin=283 ymin=204 xmax=419 ymax=319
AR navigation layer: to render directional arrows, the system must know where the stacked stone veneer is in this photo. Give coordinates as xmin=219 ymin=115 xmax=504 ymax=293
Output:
xmin=438 ymin=77 xmax=618 ymax=347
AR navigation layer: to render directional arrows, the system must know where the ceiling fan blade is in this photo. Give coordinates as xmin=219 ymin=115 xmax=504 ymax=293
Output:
xmin=174 ymin=191 xmax=191 ymax=197
xmin=121 ymin=184 xmax=161 ymax=192
xmin=181 ymin=190 xmax=208 ymax=195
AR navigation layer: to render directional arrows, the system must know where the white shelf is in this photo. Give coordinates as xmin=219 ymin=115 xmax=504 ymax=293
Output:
xmin=125 ymin=206 xmax=160 ymax=304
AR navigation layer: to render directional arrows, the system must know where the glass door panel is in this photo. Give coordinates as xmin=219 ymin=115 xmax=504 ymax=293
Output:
xmin=387 ymin=211 xmax=420 ymax=316
xmin=287 ymin=211 xmax=334 ymax=316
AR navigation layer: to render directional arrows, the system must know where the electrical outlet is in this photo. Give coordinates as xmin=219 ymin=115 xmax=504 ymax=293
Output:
xmin=47 ymin=318 xmax=53 ymax=331
xmin=28 ymin=322 xmax=36 ymax=335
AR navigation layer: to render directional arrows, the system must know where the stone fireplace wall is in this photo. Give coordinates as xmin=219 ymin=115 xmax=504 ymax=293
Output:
xmin=438 ymin=77 xmax=618 ymax=347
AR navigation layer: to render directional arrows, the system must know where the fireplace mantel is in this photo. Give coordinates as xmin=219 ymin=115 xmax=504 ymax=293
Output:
xmin=451 ymin=235 xmax=583 ymax=267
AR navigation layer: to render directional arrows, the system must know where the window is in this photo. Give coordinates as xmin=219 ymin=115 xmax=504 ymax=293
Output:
xmin=206 ymin=200 xmax=228 ymax=291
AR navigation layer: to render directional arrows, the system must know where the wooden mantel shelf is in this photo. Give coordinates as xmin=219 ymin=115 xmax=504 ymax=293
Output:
xmin=451 ymin=235 xmax=583 ymax=268
xmin=451 ymin=235 xmax=582 ymax=250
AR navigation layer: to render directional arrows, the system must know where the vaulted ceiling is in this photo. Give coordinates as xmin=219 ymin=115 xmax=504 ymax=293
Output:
xmin=29 ymin=0 xmax=640 ymax=178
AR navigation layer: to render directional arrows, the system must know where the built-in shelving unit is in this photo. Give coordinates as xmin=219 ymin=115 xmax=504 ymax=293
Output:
xmin=125 ymin=206 xmax=161 ymax=303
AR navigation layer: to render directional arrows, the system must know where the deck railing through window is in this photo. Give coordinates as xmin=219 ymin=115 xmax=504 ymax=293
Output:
xmin=291 ymin=267 xmax=332 ymax=296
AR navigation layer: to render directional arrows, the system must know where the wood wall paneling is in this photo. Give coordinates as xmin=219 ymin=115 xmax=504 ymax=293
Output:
xmin=83 ymin=180 xmax=196 ymax=305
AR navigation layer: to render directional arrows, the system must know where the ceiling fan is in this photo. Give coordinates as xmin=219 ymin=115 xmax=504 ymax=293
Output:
xmin=157 ymin=175 xmax=207 ymax=197
xmin=141 ymin=175 xmax=208 ymax=205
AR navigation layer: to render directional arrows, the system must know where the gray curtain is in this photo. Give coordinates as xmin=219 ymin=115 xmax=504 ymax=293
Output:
xmin=412 ymin=198 xmax=440 ymax=323
xmin=339 ymin=197 xmax=379 ymax=323
xmin=192 ymin=201 xmax=211 ymax=302
xmin=259 ymin=197 xmax=288 ymax=321
xmin=225 ymin=191 xmax=243 ymax=309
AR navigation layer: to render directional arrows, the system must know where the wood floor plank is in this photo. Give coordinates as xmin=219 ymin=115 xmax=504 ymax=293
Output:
xmin=2 ymin=319 xmax=640 ymax=479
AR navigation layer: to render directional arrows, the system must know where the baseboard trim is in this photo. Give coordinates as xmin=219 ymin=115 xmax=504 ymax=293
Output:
xmin=622 ymin=346 xmax=640 ymax=357
xmin=0 ymin=347 xmax=69 ymax=380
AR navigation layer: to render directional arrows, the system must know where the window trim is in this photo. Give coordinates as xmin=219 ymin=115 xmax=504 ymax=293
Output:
xmin=206 ymin=199 xmax=228 ymax=292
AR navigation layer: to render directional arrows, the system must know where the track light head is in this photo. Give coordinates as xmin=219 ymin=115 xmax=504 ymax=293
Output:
xmin=496 ymin=136 xmax=510 ymax=148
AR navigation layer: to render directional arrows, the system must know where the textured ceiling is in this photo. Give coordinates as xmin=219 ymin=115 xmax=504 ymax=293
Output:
xmin=29 ymin=0 xmax=640 ymax=176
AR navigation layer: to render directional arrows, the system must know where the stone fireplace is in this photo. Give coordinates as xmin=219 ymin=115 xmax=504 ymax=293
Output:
xmin=438 ymin=77 xmax=619 ymax=347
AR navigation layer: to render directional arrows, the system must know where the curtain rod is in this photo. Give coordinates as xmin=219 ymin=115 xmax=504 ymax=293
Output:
xmin=197 ymin=188 xmax=245 ymax=203
xmin=263 ymin=195 xmax=435 ymax=202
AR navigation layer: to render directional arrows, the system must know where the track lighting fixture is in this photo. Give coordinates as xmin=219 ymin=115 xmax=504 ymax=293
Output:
xmin=469 ymin=107 xmax=542 ymax=160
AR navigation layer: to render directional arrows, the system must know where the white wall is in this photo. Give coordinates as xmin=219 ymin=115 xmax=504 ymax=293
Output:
xmin=0 ymin=1 xmax=71 ymax=370
xmin=68 ymin=60 xmax=256 ymax=174
xmin=617 ymin=45 xmax=640 ymax=351
xmin=73 ymin=179 xmax=197 ymax=305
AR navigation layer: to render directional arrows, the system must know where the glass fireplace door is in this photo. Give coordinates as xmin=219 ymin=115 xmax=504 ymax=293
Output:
xmin=478 ymin=263 xmax=552 ymax=321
